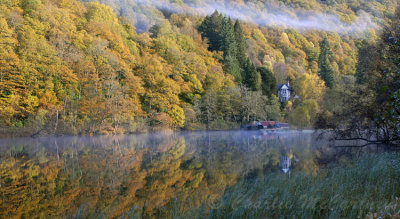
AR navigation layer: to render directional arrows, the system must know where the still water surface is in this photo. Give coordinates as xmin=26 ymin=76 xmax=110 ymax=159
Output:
xmin=0 ymin=131 xmax=384 ymax=218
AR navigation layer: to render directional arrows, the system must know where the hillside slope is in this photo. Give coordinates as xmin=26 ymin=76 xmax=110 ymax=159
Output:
xmin=0 ymin=0 xmax=398 ymax=135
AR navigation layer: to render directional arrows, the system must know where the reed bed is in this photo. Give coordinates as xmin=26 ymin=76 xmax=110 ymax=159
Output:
xmin=188 ymin=153 xmax=400 ymax=218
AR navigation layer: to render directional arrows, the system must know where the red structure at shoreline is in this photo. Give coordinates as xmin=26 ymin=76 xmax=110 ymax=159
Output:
xmin=243 ymin=121 xmax=289 ymax=130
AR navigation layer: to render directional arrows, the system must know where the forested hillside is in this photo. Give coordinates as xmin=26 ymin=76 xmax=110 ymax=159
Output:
xmin=0 ymin=0 xmax=399 ymax=136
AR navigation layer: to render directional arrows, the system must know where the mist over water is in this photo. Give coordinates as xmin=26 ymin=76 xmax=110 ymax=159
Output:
xmin=0 ymin=131 xmax=391 ymax=217
xmin=132 ymin=0 xmax=377 ymax=34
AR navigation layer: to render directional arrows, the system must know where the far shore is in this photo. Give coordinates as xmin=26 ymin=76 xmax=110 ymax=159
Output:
xmin=0 ymin=127 xmax=320 ymax=139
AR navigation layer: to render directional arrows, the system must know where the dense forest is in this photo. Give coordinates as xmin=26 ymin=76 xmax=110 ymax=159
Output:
xmin=0 ymin=0 xmax=399 ymax=139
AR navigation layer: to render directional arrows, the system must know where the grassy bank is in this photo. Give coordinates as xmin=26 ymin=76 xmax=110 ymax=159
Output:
xmin=187 ymin=153 xmax=400 ymax=218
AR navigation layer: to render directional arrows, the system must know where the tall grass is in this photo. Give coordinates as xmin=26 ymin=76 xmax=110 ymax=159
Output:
xmin=187 ymin=153 xmax=400 ymax=218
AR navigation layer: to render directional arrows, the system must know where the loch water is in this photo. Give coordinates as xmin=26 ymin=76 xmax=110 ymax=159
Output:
xmin=0 ymin=131 xmax=394 ymax=218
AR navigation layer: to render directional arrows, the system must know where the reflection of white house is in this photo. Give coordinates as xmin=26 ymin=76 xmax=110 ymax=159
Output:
xmin=280 ymin=156 xmax=291 ymax=173
xmin=277 ymin=82 xmax=291 ymax=102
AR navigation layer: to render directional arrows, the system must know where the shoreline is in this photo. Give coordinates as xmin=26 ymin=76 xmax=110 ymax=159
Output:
xmin=0 ymin=128 xmax=319 ymax=139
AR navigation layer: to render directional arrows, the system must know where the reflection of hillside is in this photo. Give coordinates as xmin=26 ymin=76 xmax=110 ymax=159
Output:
xmin=0 ymin=131 xmax=321 ymax=217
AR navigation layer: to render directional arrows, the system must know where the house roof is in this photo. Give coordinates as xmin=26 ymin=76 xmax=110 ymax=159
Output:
xmin=278 ymin=83 xmax=290 ymax=91
xmin=260 ymin=121 xmax=276 ymax=126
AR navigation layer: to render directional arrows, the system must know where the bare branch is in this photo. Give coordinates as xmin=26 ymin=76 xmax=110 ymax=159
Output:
xmin=333 ymin=137 xmax=382 ymax=142
xmin=334 ymin=142 xmax=382 ymax=148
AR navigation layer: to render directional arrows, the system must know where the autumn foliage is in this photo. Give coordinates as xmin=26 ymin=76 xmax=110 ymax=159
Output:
xmin=0 ymin=0 xmax=397 ymax=134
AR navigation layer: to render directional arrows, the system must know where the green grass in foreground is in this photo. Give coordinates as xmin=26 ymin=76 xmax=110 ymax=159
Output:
xmin=191 ymin=153 xmax=400 ymax=218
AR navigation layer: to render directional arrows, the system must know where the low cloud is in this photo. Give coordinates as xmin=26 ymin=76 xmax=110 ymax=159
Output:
xmin=132 ymin=0 xmax=377 ymax=34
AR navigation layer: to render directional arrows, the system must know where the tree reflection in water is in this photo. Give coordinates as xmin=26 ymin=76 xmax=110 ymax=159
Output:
xmin=0 ymin=131 xmax=391 ymax=218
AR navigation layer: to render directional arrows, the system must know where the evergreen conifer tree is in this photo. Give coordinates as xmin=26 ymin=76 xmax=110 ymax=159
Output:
xmin=223 ymin=55 xmax=241 ymax=82
xmin=257 ymin=66 xmax=277 ymax=97
xmin=199 ymin=14 xmax=245 ymax=82
xmin=198 ymin=10 xmax=223 ymax=51
xmin=234 ymin=20 xmax=247 ymax=68
xmin=219 ymin=17 xmax=237 ymax=58
xmin=318 ymin=37 xmax=335 ymax=88
xmin=243 ymin=58 xmax=261 ymax=91
xmin=219 ymin=17 xmax=241 ymax=81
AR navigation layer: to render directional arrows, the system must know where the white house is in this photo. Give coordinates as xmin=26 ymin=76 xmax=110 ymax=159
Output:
xmin=277 ymin=82 xmax=291 ymax=102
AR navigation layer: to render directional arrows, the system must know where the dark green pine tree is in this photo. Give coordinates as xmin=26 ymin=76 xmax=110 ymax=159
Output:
xmin=257 ymin=66 xmax=277 ymax=97
xmin=198 ymin=10 xmax=223 ymax=52
xmin=234 ymin=20 xmax=247 ymax=68
xmin=318 ymin=37 xmax=335 ymax=88
xmin=220 ymin=17 xmax=241 ymax=81
xmin=219 ymin=17 xmax=237 ymax=58
xmin=223 ymin=55 xmax=242 ymax=82
xmin=243 ymin=58 xmax=261 ymax=91
xmin=199 ymin=13 xmax=245 ymax=82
